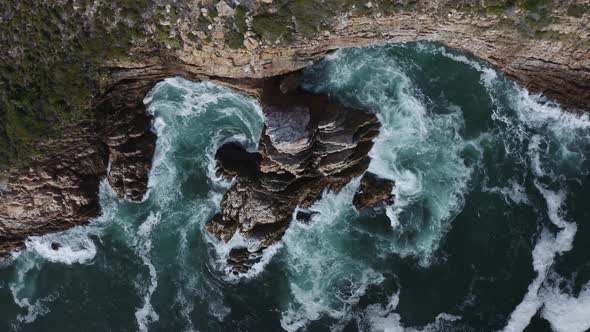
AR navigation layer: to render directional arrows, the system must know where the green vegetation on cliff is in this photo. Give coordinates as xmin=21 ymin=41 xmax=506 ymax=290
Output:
xmin=0 ymin=0 xmax=586 ymax=170
xmin=0 ymin=0 xmax=153 ymax=168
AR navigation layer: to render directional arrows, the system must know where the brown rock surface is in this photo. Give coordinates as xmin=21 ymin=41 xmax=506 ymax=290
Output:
xmin=353 ymin=172 xmax=395 ymax=212
xmin=206 ymin=73 xmax=382 ymax=272
xmin=0 ymin=124 xmax=107 ymax=255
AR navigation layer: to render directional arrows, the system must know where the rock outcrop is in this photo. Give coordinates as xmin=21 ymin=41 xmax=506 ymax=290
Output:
xmin=353 ymin=172 xmax=395 ymax=212
xmin=206 ymin=73 xmax=383 ymax=272
xmin=0 ymin=124 xmax=107 ymax=256
xmin=0 ymin=68 xmax=168 ymax=256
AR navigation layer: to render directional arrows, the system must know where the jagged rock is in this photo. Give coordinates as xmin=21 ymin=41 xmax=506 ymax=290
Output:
xmin=205 ymin=213 xmax=238 ymax=242
xmin=0 ymin=125 xmax=108 ymax=257
xmin=295 ymin=209 xmax=319 ymax=224
xmin=51 ymin=242 xmax=61 ymax=251
xmin=216 ymin=1 xmax=234 ymax=17
xmin=2 ymin=2 xmax=588 ymax=262
xmin=353 ymin=172 xmax=395 ymax=211
xmin=96 ymin=74 xmax=159 ymax=202
xmin=0 ymin=72 xmax=162 ymax=258
xmin=264 ymin=104 xmax=313 ymax=155
xmin=206 ymin=72 xmax=383 ymax=273
xmin=227 ymin=248 xmax=262 ymax=275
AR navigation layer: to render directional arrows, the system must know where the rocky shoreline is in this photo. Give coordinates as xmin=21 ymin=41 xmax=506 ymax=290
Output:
xmin=1 ymin=7 xmax=589 ymax=260
xmin=206 ymin=73 xmax=394 ymax=273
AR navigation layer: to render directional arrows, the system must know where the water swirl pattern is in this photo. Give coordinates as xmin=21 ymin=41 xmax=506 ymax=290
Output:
xmin=1 ymin=43 xmax=589 ymax=332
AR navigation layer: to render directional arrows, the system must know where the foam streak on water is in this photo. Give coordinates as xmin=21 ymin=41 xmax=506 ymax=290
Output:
xmin=417 ymin=43 xmax=590 ymax=332
xmin=134 ymin=212 xmax=161 ymax=332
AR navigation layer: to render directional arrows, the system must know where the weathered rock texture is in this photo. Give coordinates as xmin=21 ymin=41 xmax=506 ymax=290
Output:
xmin=1 ymin=5 xmax=588 ymax=258
xmin=173 ymin=13 xmax=589 ymax=111
xmin=353 ymin=172 xmax=395 ymax=212
xmin=0 ymin=124 xmax=107 ymax=255
xmin=206 ymin=73 xmax=388 ymax=272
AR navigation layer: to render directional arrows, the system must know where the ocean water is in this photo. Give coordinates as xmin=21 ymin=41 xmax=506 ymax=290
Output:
xmin=1 ymin=43 xmax=589 ymax=332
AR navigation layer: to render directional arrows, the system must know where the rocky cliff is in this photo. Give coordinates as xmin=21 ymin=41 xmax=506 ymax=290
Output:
xmin=0 ymin=0 xmax=588 ymax=258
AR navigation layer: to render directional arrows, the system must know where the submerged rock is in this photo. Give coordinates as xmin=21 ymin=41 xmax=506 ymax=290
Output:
xmin=353 ymin=172 xmax=395 ymax=211
xmin=206 ymin=72 xmax=387 ymax=273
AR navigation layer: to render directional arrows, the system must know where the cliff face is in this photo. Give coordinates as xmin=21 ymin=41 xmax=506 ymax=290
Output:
xmin=173 ymin=12 xmax=589 ymax=110
xmin=0 ymin=125 xmax=107 ymax=255
xmin=0 ymin=3 xmax=589 ymax=257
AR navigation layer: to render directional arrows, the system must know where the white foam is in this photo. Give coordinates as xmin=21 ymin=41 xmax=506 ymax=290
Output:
xmin=360 ymin=290 xmax=461 ymax=332
xmin=141 ymin=77 xmax=268 ymax=326
xmin=280 ymin=180 xmax=389 ymax=331
xmin=541 ymin=280 xmax=590 ymax=332
xmin=309 ymin=46 xmax=473 ymax=264
xmin=204 ymin=131 xmax=251 ymax=189
xmin=500 ymin=183 xmax=577 ymax=332
xmin=25 ymin=234 xmax=97 ymax=265
xmin=482 ymin=179 xmax=530 ymax=206
xmin=277 ymin=44 xmax=479 ymax=328
xmin=6 ymin=253 xmax=61 ymax=327
xmin=143 ymin=77 xmax=263 ymax=204
xmin=496 ymin=66 xmax=590 ymax=331
xmin=369 ymin=81 xmax=471 ymax=265
xmin=510 ymin=88 xmax=590 ymax=133
xmin=134 ymin=212 xmax=161 ymax=332
xmin=415 ymin=43 xmax=498 ymax=88
xmin=206 ymin=229 xmax=284 ymax=282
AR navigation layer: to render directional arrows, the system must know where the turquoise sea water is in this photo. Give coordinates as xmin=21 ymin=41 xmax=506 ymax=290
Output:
xmin=1 ymin=43 xmax=589 ymax=332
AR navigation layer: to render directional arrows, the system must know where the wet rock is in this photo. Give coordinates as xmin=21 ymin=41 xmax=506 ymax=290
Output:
xmin=206 ymin=72 xmax=383 ymax=273
xmin=0 ymin=125 xmax=108 ymax=257
xmin=51 ymin=242 xmax=62 ymax=251
xmin=295 ymin=209 xmax=319 ymax=224
xmin=98 ymin=75 xmax=159 ymax=202
xmin=353 ymin=172 xmax=395 ymax=211
xmin=264 ymin=104 xmax=313 ymax=155
xmin=0 ymin=72 xmax=164 ymax=258
xmin=227 ymin=247 xmax=262 ymax=275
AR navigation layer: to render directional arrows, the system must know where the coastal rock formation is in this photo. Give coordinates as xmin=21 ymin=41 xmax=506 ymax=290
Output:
xmin=353 ymin=172 xmax=395 ymax=212
xmin=0 ymin=70 xmax=166 ymax=257
xmin=0 ymin=125 xmax=107 ymax=255
xmin=1 ymin=1 xmax=588 ymax=260
xmin=206 ymin=73 xmax=383 ymax=272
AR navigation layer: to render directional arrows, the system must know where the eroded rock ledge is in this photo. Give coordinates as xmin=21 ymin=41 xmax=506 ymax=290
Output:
xmin=206 ymin=74 xmax=394 ymax=273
